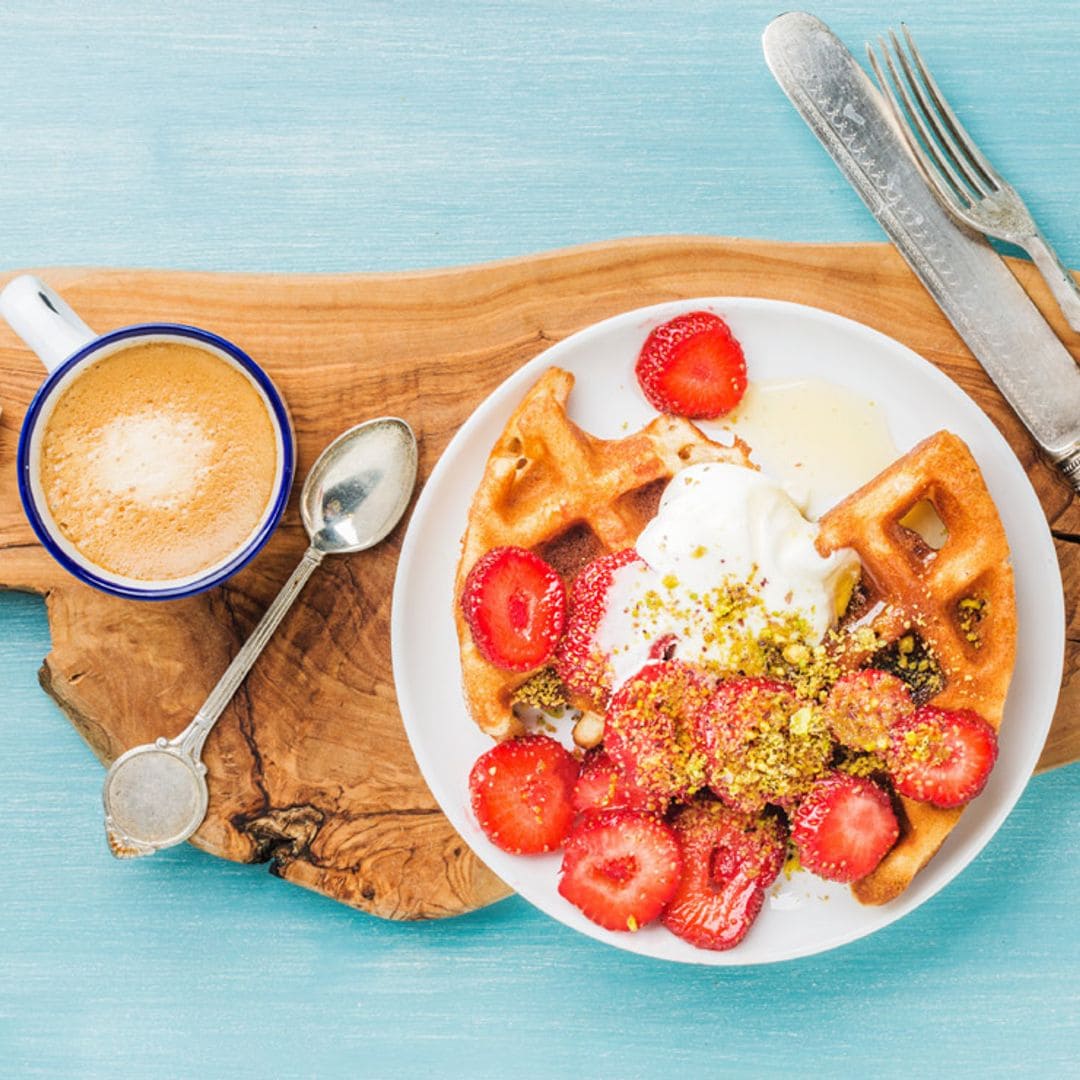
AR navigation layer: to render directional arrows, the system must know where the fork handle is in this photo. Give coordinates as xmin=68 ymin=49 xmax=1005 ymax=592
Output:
xmin=1023 ymin=232 xmax=1080 ymax=334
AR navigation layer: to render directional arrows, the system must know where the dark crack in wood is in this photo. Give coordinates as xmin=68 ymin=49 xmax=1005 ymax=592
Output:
xmin=232 ymin=803 xmax=325 ymax=867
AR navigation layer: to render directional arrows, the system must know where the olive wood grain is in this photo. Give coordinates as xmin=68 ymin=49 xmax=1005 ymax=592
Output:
xmin=0 ymin=237 xmax=1076 ymax=920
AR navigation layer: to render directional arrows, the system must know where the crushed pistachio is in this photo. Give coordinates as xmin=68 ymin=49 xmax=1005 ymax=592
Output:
xmin=789 ymin=705 xmax=815 ymax=737
xmin=782 ymin=844 xmax=802 ymax=880
xmin=782 ymin=643 xmax=810 ymax=667
xmin=957 ymin=596 xmax=987 ymax=648
xmin=511 ymin=667 xmax=568 ymax=713
xmin=712 ymin=683 xmax=832 ymax=808
xmin=869 ymin=630 xmax=945 ymax=703
xmin=901 ymin=722 xmax=952 ymax=767
xmin=616 ymin=567 xmax=896 ymax=713
xmin=835 ymin=748 xmax=889 ymax=778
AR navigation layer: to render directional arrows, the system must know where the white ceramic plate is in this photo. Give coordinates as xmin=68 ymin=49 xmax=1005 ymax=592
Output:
xmin=390 ymin=298 xmax=1063 ymax=965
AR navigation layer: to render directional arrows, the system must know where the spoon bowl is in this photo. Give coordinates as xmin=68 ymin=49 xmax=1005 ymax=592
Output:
xmin=304 ymin=418 xmax=418 ymax=554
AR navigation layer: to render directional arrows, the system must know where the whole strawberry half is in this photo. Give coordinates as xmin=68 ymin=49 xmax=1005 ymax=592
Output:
xmin=696 ymin=677 xmax=831 ymax=812
xmin=634 ymin=310 xmax=748 ymax=419
xmin=604 ymin=660 xmax=714 ymax=803
xmin=461 ymin=546 xmax=566 ymax=672
xmin=554 ymin=549 xmax=642 ymax=706
xmin=888 ymin=706 xmax=998 ymax=808
xmin=825 ymin=668 xmax=914 ymax=755
xmin=558 ymin=808 xmax=682 ymax=932
xmin=468 ymin=734 xmax=579 ymax=854
xmin=662 ymin=801 xmax=787 ymax=951
xmin=572 ymin=748 xmax=660 ymax=815
xmin=791 ymin=772 xmax=900 ymax=884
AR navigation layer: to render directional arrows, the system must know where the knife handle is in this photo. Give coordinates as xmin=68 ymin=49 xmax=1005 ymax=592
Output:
xmin=1055 ymin=448 xmax=1080 ymax=497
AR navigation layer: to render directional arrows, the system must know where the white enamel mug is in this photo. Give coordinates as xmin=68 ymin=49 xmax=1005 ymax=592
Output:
xmin=3 ymin=275 xmax=295 ymax=599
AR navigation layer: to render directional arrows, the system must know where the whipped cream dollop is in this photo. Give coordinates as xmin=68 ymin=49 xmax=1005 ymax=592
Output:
xmin=596 ymin=463 xmax=860 ymax=691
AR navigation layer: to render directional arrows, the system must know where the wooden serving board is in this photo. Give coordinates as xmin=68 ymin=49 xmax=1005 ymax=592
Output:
xmin=1 ymin=238 xmax=1078 ymax=921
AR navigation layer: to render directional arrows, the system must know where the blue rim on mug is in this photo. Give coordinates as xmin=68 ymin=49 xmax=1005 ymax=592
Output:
xmin=17 ymin=323 xmax=295 ymax=600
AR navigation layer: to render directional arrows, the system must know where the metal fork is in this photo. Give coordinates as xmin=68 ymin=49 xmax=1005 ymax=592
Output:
xmin=868 ymin=25 xmax=1080 ymax=333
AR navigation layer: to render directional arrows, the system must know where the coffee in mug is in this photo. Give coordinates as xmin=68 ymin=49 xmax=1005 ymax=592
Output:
xmin=39 ymin=339 xmax=278 ymax=581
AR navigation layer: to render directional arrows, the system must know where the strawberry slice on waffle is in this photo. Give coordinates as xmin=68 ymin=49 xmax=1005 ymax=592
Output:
xmin=554 ymin=549 xmax=642 ymax=708
xmin=662 ymin=800 xmax=787 ymax=951
xmin=558 ymin=808 xmax=682 ymax=932
xmin=888 ymin=706 xmax=998 ymax=809
xmin=461 ymin=546 xmax=566 ymax=672
xmin=791 ymin=772 xmax=900 ymax=884
xmin=604 ymin=660 xmax=714 ymax=805
xmin=824 ymin=668 xmax=914 ymax=755
xmin=572 ymin=749 xmax=656 ymax=815
xmin=696 ymin=677 xmax=832 ymax=813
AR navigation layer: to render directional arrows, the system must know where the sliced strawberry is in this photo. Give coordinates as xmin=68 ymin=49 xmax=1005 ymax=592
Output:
xmin=558 ymin=808 xmax=682 ymax=932
xmin=604 ymin=660 xmax=714 ymax=803
xmin=888 ymin=706 xmax=998 ymax=808
xmin=468 ymin=735 xmax=579 ymax=854
xmin=461 ymin=546 xmax=566 ymax=672
xmin=791 ymin=772 xmax=899 ymax=883
xmin=662 ymin=802 xmax=786 ymax=951
xmin=634 ymin=310 xmax=748 ymax=419
xmin=696 ymin=677 xmax=831 ymax=812
xmin=572 ymin=749 xmax=658 ymax=814
xmin=554 ymin=549 xmax=641 ymax=706
xmin=824 ymin=668 xmax=914 ymax=754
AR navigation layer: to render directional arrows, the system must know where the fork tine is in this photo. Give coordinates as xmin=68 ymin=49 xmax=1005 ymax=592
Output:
xmin=889 ymin=29 xmax=994 ymax=199
xmin=901 ymin=24 xmax=1000 ymax=191
xmin=869 ymin=36 xmax=974 ymax=209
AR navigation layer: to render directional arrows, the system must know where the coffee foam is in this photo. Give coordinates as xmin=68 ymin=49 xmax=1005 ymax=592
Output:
xmin=39 ymin=340 xmax=278 ymax=581
xmin=83 ymin=411 xmax=215 ymax=507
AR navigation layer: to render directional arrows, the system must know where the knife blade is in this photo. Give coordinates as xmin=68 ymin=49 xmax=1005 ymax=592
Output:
xmin=763 ymin=11 xmax=1080 ymax=494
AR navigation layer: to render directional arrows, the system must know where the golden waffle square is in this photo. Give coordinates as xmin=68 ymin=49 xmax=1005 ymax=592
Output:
xmin=817 ymin=430 xmax=1016 ymax=904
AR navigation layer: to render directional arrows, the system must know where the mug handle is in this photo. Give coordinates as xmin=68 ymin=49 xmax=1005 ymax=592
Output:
xmin=0 ymin=274 xmax=96 ymax=373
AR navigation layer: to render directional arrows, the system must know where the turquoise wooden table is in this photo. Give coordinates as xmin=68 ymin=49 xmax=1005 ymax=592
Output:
xmin=2 ymin=2 xmax=1078 ymax=1076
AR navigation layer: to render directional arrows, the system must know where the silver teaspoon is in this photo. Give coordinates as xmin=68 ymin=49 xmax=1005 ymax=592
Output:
xmin=101 ymin=417 xmax=419 ymax=858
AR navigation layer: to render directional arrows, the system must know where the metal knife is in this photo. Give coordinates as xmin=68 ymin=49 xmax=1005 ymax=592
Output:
xmin=763 ymin=12 xmax=1080 ymax=495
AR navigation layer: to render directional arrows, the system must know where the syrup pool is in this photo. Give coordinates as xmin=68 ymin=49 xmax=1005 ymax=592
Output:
xmin=722 ymin=377 xmax=898 ymax=520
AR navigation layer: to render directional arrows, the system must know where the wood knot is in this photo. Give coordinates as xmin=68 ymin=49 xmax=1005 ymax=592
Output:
xmin=232 ymin=804 xmax=325 ymax=866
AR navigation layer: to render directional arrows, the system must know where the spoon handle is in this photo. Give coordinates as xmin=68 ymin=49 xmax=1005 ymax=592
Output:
xmin=181 ymin=545 xmax=326 ymax=759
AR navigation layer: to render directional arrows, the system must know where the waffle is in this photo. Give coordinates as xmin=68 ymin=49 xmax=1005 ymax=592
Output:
xmin=817 ymin=430 xmax=1016 ymax=905
xmin=454 ymin=367 xmax=751 ymax=740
